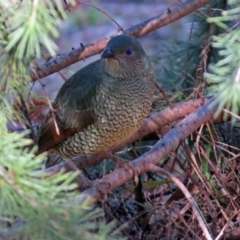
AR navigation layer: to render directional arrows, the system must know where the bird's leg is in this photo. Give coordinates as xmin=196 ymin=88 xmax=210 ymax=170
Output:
xmin=154 ymin=82 xmax=173 ymax=108
xmin=105 ymin=152 xmax=140 ymax=185
xmin=77 ymin=174 xmax=94 ymax=191
xmin=64 ymin=158 xmax=82 ymax=173
xmin=64 ymin=158 xmax=111 ymax=194
xmin=107 ymin=152 xmax=129 ymax=169
xmin=62 ymin=158 xmax=96 ymax=191
xmin=77 ymin=176 xmax=111 ymax=197
xmin=45 ymin=152 xmax=62 ymax=168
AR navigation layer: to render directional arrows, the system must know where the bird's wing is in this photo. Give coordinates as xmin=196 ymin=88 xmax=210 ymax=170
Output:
xmin=36 ymin=60 xmax=104 ymax=154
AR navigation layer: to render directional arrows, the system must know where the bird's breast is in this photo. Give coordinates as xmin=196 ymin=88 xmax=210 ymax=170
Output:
xmin=56 ymin=73 xmax=155 ymax=158
xmin=93 ymin=75 xmax=154 ymax=133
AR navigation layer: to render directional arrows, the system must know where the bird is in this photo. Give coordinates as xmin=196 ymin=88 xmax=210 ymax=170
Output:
xmin=35 ymin=34 xmax=155 ymax=160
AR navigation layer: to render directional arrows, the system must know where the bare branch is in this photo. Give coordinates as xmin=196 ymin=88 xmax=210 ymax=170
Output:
xmin=221 ymin=227 xmax=240 ymax=240
xmin=76 ymin=96 xmax=219 ymax=202
xmin=79 ymin=2 xmax=125 ymax=33
xmin=148 ymin=164 xmax=213 ymax=240
xmin=45 ymin=96 xmax=230 ymax=178
xmin=44 ymin=97 xmax=210 ymax=177
xmin=31 ymin=0 xmax=210 ymax=81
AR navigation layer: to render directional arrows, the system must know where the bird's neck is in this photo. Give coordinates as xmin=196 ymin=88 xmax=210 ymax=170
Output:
xmin=104 ymin=58 xmax=149 ymax=79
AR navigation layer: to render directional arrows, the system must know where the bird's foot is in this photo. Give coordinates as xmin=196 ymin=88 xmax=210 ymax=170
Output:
xmin=77 ymin=175 xmax=94 ymax=191
xmin=107 ymin=153 xmax=140 ymax=185
xmin=77 ymin=176 xmax=111 ymax=200
xmin=63 ymin=158 xmax=111 ymax=195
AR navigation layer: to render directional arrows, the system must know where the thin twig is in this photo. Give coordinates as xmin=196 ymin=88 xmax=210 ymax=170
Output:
xmin=223 ymin=108 xmax=240 ymax=121
xmin=148 ymin=164 xmax=212 ymax=240
xmin=44 ymin=97 xmax=212 ymax=177
xmin=79 ymin=2 xmax=125 ymax=33
xmin=154 ymin=82 xmax=173 ymax=107
xmin=31 ymin=0 xmax=211 ymax=81
xmin=65 ymin=96 xmax=219 ymax=204
xmin=58 ymin=71 xmax=68 ymax=81
xmin=19 ymin=94 xmax=35 ymax=140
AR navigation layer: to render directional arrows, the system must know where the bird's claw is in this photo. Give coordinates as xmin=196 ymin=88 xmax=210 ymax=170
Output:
xmin=110 ymin=155 xmax=140 ymax=185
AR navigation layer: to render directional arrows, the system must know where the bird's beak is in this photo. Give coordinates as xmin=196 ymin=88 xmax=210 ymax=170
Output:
xmin=101 ymin=48 xmax=114 ymax=59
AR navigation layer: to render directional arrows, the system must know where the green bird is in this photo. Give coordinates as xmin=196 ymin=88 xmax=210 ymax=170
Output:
xmin=36 ymin=34 xmax=155 ymax=159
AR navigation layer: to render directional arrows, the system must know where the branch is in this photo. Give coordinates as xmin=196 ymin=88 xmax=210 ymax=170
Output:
xmin=76 ymin=96 xmax=219 ymax=203
xmin=31 ymin=0 xmax=210 ymax=81
xmin=221 ymin=228 xmax=240 ymax=240
xmin=44 ymin=97 xmax=209 ymax=177
xmin=148 ymin=164 xmax=212 ymax=240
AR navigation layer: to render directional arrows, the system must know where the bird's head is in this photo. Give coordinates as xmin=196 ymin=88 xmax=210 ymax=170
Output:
xmin=101 ymin=35 xmax=150 ymax=79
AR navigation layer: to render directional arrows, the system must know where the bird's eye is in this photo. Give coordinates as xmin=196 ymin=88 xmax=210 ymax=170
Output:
xmin=125 ymin=48 xmax=132 ymax=56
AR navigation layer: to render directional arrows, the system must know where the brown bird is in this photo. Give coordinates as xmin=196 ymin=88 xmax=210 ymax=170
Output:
xmin=36 ymin=35 xmax=155 ymax=159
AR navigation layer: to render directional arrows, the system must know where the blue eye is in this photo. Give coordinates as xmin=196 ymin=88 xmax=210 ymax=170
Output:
xmin=125 ymin=48 xmax=132 ymax=56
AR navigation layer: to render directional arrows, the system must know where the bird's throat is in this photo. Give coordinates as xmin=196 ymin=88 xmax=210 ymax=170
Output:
xmin=104 ymin=58 xmax=144 ymax=79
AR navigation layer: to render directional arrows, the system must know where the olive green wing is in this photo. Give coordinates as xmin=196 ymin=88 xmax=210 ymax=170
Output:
xmin=36 ymin=60 xmax=104 ymax=155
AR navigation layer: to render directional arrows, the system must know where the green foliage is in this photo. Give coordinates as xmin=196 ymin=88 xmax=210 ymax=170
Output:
xmin=206 ymin=0 xmax=240 ymax=118
xmin=0 ymin=0 xmax=74 ymax=122
xmin=1 ymin=0 xmax=239 ymax=238
xmin=0 ymin=0 xmax=116 ymax=239
xmin=1 ymin=0 xmax=74 ymax=58
xmin=0 ymin=131 xmax=116 ymax=239
xmin=154 ymin=0 xmax=227 ymax=95
xmin=154 ymin=0 xmax=240 ymax=117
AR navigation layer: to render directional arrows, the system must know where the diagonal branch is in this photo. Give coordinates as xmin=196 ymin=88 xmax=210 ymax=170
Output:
xmin=44 ymin=97 xmax=210 ymax=177
xmin=31 ymin=0 xmax=210 ymax=81
xmin=45 ymin=96 xmax=229 ymax=178
xmin=78 ymin=95 xmax=219 ymax=201
xmin=148 ymin=164 xmax=213 ymax=240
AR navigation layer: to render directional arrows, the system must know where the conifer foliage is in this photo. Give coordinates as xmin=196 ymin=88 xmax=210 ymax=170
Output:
xmin=1 ymin=0 xmax=240 ymax=239
xmin=0 ymin=1 xmax=115 ymax=239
